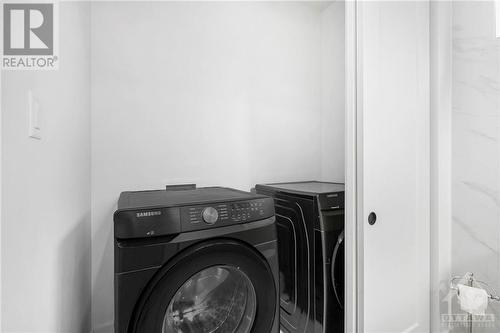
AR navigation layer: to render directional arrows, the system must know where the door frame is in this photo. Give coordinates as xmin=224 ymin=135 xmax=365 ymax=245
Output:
xmin=430 ymin=2 xmax=452 ymax=332
xmin=344 ymin=1 xmax=358 ymax=332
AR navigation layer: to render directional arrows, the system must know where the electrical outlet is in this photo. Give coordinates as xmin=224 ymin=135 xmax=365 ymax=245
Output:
xmin=28 ymin=90 xmax=41 ymax=140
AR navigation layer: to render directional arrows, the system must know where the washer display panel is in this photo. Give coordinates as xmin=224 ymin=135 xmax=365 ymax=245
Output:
xmin=163 ymin=265 xmax=257 ymax=333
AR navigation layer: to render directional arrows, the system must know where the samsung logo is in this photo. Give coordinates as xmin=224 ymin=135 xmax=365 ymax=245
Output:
xmin=136 ymin=211 xmax=162 ymax=218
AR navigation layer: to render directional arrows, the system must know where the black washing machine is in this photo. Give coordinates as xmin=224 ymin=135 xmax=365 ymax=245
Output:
xmin=255 ymin=181 xmax=344 ymax=333
xmin=114 ymin=185 xmax=280 ymax=333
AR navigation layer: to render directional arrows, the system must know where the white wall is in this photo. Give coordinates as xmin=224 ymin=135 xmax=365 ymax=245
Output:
xmin=1 ymin=2 xmax=91 ymax=333
xmin=90 ymin=2 xmax=343 ymax=331
xmin=320 ymin=1 xmax=345 ymax=182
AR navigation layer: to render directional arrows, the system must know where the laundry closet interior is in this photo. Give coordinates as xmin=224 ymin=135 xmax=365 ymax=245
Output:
xmin=1 ymin=1 xmax=347 ymax=333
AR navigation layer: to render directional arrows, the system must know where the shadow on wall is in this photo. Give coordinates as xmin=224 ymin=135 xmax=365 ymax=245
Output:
xmin=57 ymin=213 xmax=92 ymax=333
xmin=92 ymin=204 xmax=116 ymax=333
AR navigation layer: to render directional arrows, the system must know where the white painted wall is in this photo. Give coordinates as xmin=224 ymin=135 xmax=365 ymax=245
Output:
xmin=1 ymin=2 xmax=91 ymax=333
xmin=90 ymin=2 xmax=344 ymax=331
xmin=0 ymin=14 xmax=3 ymax=333
xmin=320 ymin=1 xmax=345 ymax=182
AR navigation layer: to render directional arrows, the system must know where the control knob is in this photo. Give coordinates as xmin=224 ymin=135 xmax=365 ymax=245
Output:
xmin=202 ymin=207 xmax=218 ymax=224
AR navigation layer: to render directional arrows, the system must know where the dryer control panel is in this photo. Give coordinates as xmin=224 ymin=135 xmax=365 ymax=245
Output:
xmin=180 ymin=198 xmax=274 ymax=232
xmin=114 ymin=187 xmax=275 ymax=239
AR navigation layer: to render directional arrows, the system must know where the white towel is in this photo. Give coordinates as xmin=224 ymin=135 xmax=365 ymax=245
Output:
xmin=457 ymin=284 xmax=489 ymax=315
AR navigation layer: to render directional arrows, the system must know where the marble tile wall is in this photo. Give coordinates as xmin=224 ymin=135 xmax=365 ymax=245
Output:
xmin=451 ymin=1 xmax=500 ymax=331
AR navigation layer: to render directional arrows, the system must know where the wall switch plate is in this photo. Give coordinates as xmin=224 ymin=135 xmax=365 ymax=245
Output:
xmin=28 ymin=90 xmax=41 ymax=140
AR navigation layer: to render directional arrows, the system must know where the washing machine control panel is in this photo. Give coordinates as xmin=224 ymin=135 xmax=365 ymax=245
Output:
xmin=115 ymin=188 xmax=276 ymax=239
xmin=230 ymin=201 xmax=266 ymax=222
xmin=180 ymin=198 xmax=273 ymax=232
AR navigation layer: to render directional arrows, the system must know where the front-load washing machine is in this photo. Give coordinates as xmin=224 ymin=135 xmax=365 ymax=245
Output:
xmin=114 ymin=186 xmax=280 ymax=333
xmin=255 ymin=181 xmax=345 ymax=333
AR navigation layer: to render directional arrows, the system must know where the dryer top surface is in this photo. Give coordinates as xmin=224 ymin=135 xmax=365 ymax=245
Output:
xmin=118 ymin=186 xmax=266 ymax=210
xmin=256 ymin=181 xmax=344 ymax=196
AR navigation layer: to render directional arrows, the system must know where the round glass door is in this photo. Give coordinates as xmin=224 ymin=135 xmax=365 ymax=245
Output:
xmin=162 ymin=265 xmax=257 ymax=333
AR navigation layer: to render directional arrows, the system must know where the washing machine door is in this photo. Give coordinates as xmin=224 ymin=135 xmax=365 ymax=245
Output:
xmin=130 ymin=240 xmax=277 ymax=333
xmin=331 ymin=230 xmax=344 ymax=309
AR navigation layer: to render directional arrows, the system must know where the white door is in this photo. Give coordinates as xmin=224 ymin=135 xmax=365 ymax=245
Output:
xmin=357 ymin=1 xmax=430 ymax=332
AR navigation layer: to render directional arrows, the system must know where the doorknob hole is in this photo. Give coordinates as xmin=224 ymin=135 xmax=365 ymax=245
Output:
xmin=368 ymin=212 xmax=377 ymax=225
